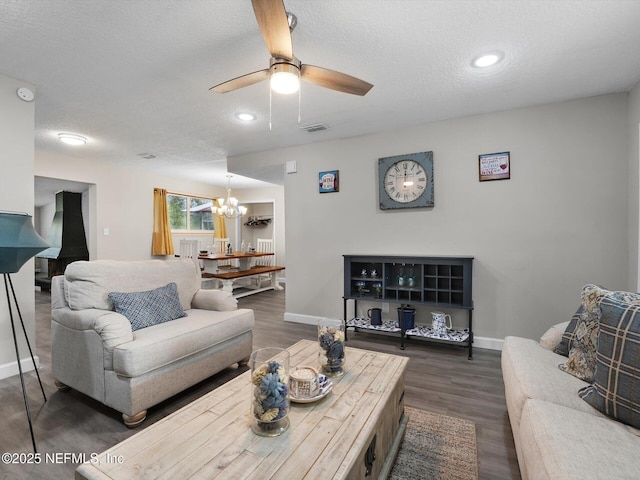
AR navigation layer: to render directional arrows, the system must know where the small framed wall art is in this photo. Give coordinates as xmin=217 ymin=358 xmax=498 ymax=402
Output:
xmin=479 ymin=151 xmax=510 ymax=181
xmin=319 ymin=170 xmax=339 ymax=193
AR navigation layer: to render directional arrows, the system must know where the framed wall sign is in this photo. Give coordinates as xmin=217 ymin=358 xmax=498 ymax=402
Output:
xmin=378 ymin=151 xmax=434 ymax=210
xmin=319 ymin=170 xmax=339 ymax=193
xmin=479 ymin=151 xmax=510 ymax=181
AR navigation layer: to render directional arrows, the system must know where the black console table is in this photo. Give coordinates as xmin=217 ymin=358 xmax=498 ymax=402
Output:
xmin=343 ymin=255 xmax=474 ymax=359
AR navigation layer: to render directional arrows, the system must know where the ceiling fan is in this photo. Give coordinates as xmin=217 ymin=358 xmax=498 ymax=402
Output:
xmin=210 ymin=0 xmax=373 ymax=96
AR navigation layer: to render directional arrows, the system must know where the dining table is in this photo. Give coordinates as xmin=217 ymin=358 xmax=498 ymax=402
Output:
xmin=196 ymin=251 xmax=284 ymax=298
xmin=197 ymin=251 xmax=274 ymax=272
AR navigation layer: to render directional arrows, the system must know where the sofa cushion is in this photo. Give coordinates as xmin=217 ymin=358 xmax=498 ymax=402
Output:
xmin=108 ymin=282 xmax=187 ymax=331
xmin=113 ymin=308 xmax=254 ymax=377
xmin=502 ymin=336 xmax=598 ymax=431
xmin=579 ymin=295 xmax=640 ymax=429
xmin=519 ymin=399 xmax=640 ymax=480
xmin=64 ymin=259 xmax=199 ymax=311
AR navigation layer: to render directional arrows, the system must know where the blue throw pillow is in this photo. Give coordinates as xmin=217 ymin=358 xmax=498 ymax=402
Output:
xmin=108 ymin=282 xmax=187 ymax=331
xmin=578 ymin=295 xmax=640 ymax=429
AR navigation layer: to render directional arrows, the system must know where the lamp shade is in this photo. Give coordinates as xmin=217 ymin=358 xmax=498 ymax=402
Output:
xmin=0 ymin=212 xmax=50 ymax=274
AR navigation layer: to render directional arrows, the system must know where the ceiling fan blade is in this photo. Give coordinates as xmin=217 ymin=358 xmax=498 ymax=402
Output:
xmin=251 ymin=0 xmax=293 ymax=60
xmin=210 ymin=69 xmax=270 ymax=93
xmin=301 ymin=65 xmax=373 ymax=96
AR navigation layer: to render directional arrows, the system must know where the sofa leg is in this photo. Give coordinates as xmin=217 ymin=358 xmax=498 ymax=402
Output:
xmin=238 ymin=356 xmax=250 ymax=367
xmin=123 ymin=410 xmax=147 ymax=428
xmin=54 ymin=379 xmax=70 ymax=391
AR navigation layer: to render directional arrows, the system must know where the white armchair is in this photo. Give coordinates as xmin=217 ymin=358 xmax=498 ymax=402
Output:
xmin=51 ymin=259 xmax=254 ymax=427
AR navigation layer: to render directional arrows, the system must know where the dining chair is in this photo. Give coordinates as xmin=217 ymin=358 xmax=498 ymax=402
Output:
xmin=179 ymin=239 xmax=200 ymax=272
xmin=213 ymin=237 xmax=233 ymax=269
xmin=253 ymin=238 xmax=274 ymax=288
xmin=180 ymin=239 xmax=215 ymax=288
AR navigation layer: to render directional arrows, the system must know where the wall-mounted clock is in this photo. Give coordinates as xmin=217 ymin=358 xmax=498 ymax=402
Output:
xmin=378 ymin=151 xmax=434 ymax=210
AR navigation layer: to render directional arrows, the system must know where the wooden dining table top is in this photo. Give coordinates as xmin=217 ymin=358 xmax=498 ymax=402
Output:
xmin=197 ymin=251 xmax=274 ymax=260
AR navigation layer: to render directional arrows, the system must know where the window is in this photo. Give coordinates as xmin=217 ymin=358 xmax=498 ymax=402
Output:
xmin=167 ymin=193 xmax=214 ymax=232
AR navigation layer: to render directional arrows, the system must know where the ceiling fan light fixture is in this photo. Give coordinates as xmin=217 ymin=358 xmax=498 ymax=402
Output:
xmin=235 ymin=112 xmax=256 ymax=122
xmin=472 ymin=52 xmax=503 ymax=68
xmin=270 ymin=62 xmax=300 ymax=94
xmin=58 ymin=133 xmax=87 ymax=146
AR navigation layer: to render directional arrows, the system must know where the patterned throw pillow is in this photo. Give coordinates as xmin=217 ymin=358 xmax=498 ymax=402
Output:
xmin=108 ymin=282 xmax=187 ymax=331
xmin=555 ymin=284 xmax=604 ymax=358
xmin=558 ymin=310 xmax=599 ymax=382
xmin=555 ymin=285 xmax=640 ymax=353
xmin=579 ymin=295 xmax=640 ymax=429
xmin=554 ymin=305 xmax=584 ymax=357
xmin=557 ymin=285 xmax=640 ymax=381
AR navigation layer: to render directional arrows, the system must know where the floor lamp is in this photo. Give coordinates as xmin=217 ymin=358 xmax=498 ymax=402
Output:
xmin=0 ymin=212 xmax=50 ymax=453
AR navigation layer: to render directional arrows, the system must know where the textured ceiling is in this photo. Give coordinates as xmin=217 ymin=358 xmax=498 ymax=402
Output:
xmin=2 ymin=0 xmax=640 ymax=188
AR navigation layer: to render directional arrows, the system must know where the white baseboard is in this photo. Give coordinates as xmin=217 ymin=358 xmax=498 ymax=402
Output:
xmin=473 ymin=336 xmax=504 ymax=351
xmin=284 ymin=312 xmax=321 ymax=325
xmin=0 ymin=356 xmax=40 ymax=381
xmin=284 ymin=312 xmax=504 ymax=351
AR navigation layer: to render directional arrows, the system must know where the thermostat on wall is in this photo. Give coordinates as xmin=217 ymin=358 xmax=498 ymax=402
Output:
xmin=286 ymin=160 xmax=297 ymax=174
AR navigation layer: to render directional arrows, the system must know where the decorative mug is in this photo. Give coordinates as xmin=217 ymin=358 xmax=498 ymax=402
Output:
xmin=431 ymin=311 xmax=452 ymax=336
xmin=289 ymin=366 xmax=319 ymax=399
xmin=367 ymin=307 xmax=382 ymax=326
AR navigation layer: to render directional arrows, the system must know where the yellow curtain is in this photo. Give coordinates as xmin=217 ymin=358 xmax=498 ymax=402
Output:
xmin=152 ymin=188 xmax=175 ymax=255
xmin=213 ymin=210 xmax=227 ymax=239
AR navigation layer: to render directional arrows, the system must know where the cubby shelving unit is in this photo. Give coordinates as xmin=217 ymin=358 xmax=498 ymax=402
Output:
xmin=343 ymin=255 xmax=474 ymax=359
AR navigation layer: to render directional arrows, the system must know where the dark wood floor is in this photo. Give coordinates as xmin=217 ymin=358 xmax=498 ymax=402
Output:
xmin=0 ymin=288 xmax=520 ymax=479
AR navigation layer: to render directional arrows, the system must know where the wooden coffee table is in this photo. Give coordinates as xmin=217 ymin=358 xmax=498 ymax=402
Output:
xmin=76 ymin=339 xmax=409 ymax=480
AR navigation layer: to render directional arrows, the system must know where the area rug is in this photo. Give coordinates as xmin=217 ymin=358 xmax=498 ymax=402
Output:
xmin=390 ymin=406 xmax=478 ymax=480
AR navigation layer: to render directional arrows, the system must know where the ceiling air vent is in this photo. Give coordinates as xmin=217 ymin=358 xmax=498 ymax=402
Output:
xmin=300 ymin=123 xmax=328 ymax=133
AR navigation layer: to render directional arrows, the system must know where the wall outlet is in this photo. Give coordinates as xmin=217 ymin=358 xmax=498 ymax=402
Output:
xmin=381 ymin=302 xmax=389 ymax=313
xmin=103 ymin=227 xmax=110 ymax=236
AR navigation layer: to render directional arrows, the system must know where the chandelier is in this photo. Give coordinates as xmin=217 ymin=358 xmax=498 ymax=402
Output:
xmin=214 ymin=175 xmax=247 ymax=219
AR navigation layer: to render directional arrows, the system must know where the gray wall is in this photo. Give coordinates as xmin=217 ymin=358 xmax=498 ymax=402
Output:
xmin=231 ymin=94 xmax=631 ymax=346
xmin=0 ymin=74 xmax=36 ymax=377
xmin=628 ymin=82 xmax=640 ymax=289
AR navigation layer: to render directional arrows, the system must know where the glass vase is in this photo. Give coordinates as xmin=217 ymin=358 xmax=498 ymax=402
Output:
xmin=318 ymin=318 xmax=346 ymax=377
xmin=249 ymin=347 xmax=290 ymax=437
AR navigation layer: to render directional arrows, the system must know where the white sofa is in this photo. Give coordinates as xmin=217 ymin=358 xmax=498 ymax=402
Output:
xmin=502 ymin=322 xmax=640 ymax=480
xmin=51 ymin=259 xmax=254 ymax=427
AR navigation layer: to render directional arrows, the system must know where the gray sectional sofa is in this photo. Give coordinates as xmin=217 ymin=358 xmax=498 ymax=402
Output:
xmin=51 ymin=259 xmax=254 ymax=426
xmin=502 ymin=318 xmax=640 ymax=480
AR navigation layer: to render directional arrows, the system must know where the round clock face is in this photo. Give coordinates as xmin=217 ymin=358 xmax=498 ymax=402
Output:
xmin=383 ymin=160 xmax=428 ymax=203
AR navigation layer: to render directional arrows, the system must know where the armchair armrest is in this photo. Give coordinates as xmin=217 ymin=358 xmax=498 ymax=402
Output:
xmin=191 ymin=289 xmax=237 ymax=311
xmin=52 ymin=307 xmax=133 ymax=348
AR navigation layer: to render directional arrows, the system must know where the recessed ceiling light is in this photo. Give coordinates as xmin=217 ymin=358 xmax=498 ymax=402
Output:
xmin=472 ymin=52 xmax=503 ymax=68
xmin=236 ymin=112 xmax=256 ymax=122
xmin=58 ymin=133 xmax=87 ymax=146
